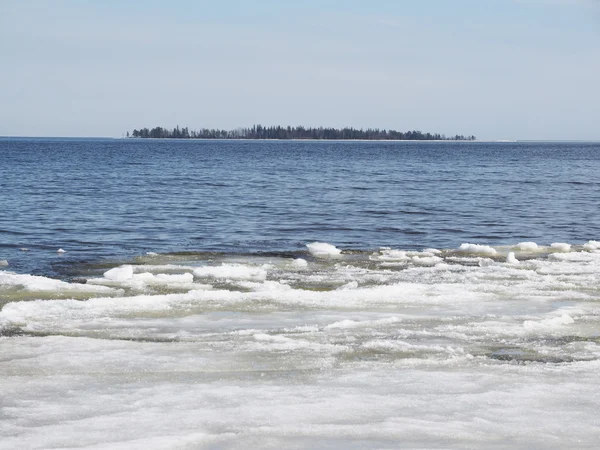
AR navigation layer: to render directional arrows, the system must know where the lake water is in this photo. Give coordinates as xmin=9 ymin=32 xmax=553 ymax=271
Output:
xmin=1 ymin=138 xmax=600 ymax=448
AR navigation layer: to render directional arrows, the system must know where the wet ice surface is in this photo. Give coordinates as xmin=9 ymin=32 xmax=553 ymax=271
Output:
xmin=2 ymin=242 xmax=600 ymax=448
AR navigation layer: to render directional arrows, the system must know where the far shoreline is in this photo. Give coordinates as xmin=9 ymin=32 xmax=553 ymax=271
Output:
xmin=2 ymin=136 xmax=599 ymax=143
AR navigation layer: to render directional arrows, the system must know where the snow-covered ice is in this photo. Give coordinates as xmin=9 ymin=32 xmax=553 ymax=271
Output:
xmin=2 ymin=243 xmax=600 ymax=448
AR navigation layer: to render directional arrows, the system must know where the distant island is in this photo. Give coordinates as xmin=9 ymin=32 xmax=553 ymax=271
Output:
xmin=127 ymin=125 xmax=476 ymax=141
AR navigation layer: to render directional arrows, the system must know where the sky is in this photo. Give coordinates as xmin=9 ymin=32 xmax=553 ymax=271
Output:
xmin=1 ymin=0 xmax=599 ymax=140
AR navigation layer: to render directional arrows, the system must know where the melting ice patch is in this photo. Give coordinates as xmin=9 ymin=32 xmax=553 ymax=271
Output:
xmin=550 ymin=242 xmax=571 ymax=252
xmin=324 ymin=317 xmax=401 ymax=330
xmin=514 ymin=241 xmax=538 ymax=251
xmin=583 ymin=240 xmax=600 ymax=251
xmin=0 ymin=271 xmax=117 ymax=295
xmin=506 ymin=252 xmax=520 ymax=265
xmin=307 ymin=242 xmax=342 ymax=257
xmin=371 ymin=249 xmax=443 ymax=266
xmin=86 ymin=266 xmax=204 ymax=294
xmin=372 ymin=249 xmax=410 ymax=261
xmin=523 ymin=314 xmax=575 ymax=330
xmin=290 ymin=258 xmax=308 ymax=268
xmin=337 ymin=281 xmax=359 ymax=290
xmin=458 ymin=243 xmax=497 ymax=256
xmin=104 ymin=264 xmax=134 ymax=281
xmin=193 ymin=264 xmax=268 ymax=281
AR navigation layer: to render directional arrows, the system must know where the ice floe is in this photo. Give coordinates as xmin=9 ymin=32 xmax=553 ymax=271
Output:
xmin=458 ymin=243 xmax=497 ymax=256
xmin=307 ymin=242 xmax=342 ymax=257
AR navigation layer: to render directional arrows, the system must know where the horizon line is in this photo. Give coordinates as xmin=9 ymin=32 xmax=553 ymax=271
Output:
xmin=1 ymin=135 xmax=600 ymax=143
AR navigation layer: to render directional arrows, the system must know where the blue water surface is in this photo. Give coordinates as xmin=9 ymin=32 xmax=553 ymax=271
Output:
xmin=1 ymin=138 xmax=599 ymax=276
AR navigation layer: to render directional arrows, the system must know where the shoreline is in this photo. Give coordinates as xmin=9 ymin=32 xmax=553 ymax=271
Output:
xmin=3 ymin=136 xmax=600 ymax=143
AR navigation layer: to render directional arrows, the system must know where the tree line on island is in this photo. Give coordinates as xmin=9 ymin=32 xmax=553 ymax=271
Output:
xmin=127 ymin=125 xmax=476 ymax=141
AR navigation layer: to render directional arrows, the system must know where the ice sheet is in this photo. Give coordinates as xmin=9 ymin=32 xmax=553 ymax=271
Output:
xmin=2 ymin=243 xmax=600 ymax=448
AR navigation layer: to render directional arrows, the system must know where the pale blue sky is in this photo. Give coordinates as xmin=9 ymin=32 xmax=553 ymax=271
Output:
xmin=1 ymin=0 xmax=599 ymax=139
